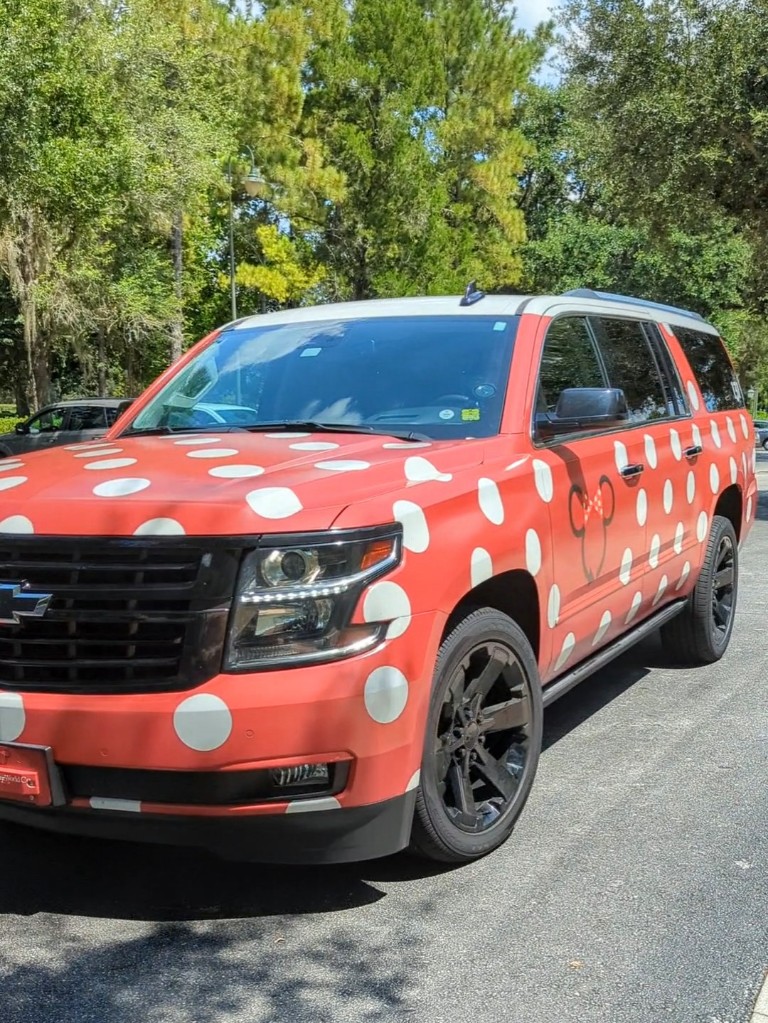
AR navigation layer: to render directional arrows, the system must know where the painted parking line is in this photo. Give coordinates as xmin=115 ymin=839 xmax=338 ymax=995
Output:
xmin=750 ymin=972 xmax=768 ymax=1022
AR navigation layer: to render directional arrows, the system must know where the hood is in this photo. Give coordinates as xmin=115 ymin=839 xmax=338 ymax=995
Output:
xmin=0 ymin=431 xmax=484 ymax=537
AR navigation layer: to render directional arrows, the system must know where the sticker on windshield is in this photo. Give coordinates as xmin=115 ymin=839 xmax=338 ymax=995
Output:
xmin=493 ymin=321 xmax=506 ymax=331
xmin=461 ymin=408 xmax=480 ymax=422
xmin=439 ymin=409 xmax=455 ymax=420
xmin=300 ymin=347 xmax=322 ymax=358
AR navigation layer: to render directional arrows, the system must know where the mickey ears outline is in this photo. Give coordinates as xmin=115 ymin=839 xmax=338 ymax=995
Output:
xmin=568 ymin=474 xmax=617 ymax=538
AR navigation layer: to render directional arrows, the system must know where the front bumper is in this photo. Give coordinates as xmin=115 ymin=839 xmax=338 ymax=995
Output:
xmin=0 ymin=790 xmax=418 ymax=864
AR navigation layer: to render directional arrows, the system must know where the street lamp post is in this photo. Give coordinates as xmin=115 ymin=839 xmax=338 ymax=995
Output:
xmin=227 ymin=146 xmax=266 ymax=321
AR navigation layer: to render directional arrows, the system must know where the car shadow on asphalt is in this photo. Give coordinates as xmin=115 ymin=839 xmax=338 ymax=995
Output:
xmin=0 ymin=642 xmax=668 ymax=924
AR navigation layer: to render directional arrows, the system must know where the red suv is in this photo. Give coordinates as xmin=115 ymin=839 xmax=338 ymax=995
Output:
xmin=0 ymin=288 xmax=756 ymax=864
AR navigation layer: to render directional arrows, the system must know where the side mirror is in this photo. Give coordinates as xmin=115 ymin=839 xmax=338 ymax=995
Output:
xmin=544 ymin=388 xmax=629 ymax=435
xmin=15 ymin=421 xmax=28 ymax=435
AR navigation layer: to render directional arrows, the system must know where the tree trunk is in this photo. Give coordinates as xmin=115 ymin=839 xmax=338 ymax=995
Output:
xmin=13 ymin=334 xmax=30 ymax=417
xmin=169 ymin=212 xmax=184 ymax=364
xmin=20 ymin=292 xmax=39 ymax=411
xmin=97 ymin=327 xmax=107 ymax=396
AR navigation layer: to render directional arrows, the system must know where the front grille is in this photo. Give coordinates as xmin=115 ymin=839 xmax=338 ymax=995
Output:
xmin=0 ymin=538 xmax=242 ymax=694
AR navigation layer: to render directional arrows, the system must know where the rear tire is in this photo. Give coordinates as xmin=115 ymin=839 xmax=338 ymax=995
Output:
xmin=409 ymin=607 xmax=543 ymax=864
xmin=660 ymin=514 xmax=738 ymax=665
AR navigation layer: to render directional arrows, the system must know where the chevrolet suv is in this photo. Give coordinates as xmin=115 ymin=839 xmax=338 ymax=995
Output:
xmin=0 ymin=288 xmax=756 ymax=864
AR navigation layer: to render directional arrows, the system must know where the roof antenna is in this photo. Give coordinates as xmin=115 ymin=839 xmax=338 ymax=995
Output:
xmin=460 ymin=280 xmax=486 ymax=307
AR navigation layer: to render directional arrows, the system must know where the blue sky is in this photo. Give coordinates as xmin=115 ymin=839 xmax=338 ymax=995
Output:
xmin=516 ymin=0 xmax=561 ymax=32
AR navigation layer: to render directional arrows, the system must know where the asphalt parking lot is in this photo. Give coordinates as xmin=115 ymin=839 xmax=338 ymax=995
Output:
xmin=2 ymin=456 xmax=767 ymax=1023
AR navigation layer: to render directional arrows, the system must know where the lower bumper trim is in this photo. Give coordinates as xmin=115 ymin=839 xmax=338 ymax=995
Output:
xmin=0 ymin=791 xmax=417 ymax=865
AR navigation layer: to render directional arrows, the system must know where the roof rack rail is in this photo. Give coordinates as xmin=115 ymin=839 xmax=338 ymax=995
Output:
xmin=562 ymin=288 xmax=706 ymax=323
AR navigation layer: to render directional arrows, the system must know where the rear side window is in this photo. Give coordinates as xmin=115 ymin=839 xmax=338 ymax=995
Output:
xmin=67 ymin=406 xmax=108 ymax=430
xmin=591 ymin=317 xmax=670 ymax=423
xmin=671 ymin=326 xmax=744 ymax=411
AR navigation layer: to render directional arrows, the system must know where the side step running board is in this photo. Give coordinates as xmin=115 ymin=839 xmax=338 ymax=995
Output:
xmin=541 ymin=599 xmax=686 ymax=708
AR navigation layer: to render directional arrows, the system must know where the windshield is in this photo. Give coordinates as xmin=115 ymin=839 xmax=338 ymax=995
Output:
xmin=127 ymin=314 xmax=518 ymax=441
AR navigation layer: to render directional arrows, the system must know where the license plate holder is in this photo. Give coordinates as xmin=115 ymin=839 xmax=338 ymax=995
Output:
xmin=0 ymin=742 xmax=65 ymax=807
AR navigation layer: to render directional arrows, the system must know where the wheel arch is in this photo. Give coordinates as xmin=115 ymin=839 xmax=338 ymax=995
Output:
xmin=714 ymin=484 xmax=743 ymax=541
xmin=440 ymin=569 xmax=541 ymax=662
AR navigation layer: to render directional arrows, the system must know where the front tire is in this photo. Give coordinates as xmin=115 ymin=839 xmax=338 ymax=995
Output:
xmin=660 ymin=514 xmax=738 ymax=665
xmin=409 ymin=607 xmax=543 ymax=863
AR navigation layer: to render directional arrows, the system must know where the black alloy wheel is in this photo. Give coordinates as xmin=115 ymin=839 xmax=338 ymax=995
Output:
xmin=410 ymin=608 xmax=543 ymax=863
xmin=661 ymin=514 xmax=739 ymax=665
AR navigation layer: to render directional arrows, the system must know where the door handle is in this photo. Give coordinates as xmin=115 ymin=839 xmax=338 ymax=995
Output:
xmin=684 ymin=444 xmax=703 ymax=459
xmin=620 ymin=463 xmax=645 ymax=479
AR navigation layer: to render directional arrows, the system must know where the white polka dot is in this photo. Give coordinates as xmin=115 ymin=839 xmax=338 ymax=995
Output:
xmin=592 ymin=610 xmax=611 ymax=646
xmin=729 ymin=457 xmax=738 ymax=484
xmin=692 ymin=424 xmax=702 ymax=450
xmin=742 ymin=452 xmax=748 ymax=481
xmin=726 ymin=417 xmax=737 ymax=443
xmin=186 ymin=448 xmax=240 ymax=459
xmin=532 ymin=459 xmax=554 ymax=502
xmin=364 ymin=666 xmax=409 ymax=724
xmin=505 ymin=457 xmax=529 ymax=472
xmin=687 ymin=381 xmax=700 ymax=410
xmin=173 ymin=694 xmax=232 ymax=751
xmin=478 ymin=477 xmax=504 ymax=525
xmin=65 ymin=442 xmax=111 ymax=450
xmin=393 ymin=500 xmax=429 ymax=553
xmin=739 ymin=413 xmax=749 ymax=440
xmin=686 ymin=471 xmax=695 ymax=504
xmin=74 ymin=447 xmax=122 ymax=458
xmin=525 ymin=529 xmax=542 ymax=576
xmin=208 ymin=464 xmax=265 ymax=479
xmin=547 ymin=585 xmax=560 ymax=628
xmin=0 ymin=461 xmax=23 ymax=472
xmin=675 ymin=562 xmax=691 ymax=591
xmin=649 ymin=534 xmax=661 ymax=569
xmin=289 ymin=441 xmax=339 ymax=451
xmin=285 ymin=796 xmax=342 ymax=813
xmin=614 ymin=441 xmax=629 ymax=473
xmin=383 ymin=441 xmax=431 ymax=449
xmin=636 ymin=489 xmax=647 ymax=527
xmin=752 ymin=449 xmax=757 ymax=474
xmin=134 ymin=518 xmax=186 ymax=536
xmin=0 ymin=515 xmax=33 ymax=534
xmin=619 ymin=548 xmax=633 ymax=585
xmin=265 ymin=431 xmax=310 ymax=439
xmin=663 ymin=479 xmax=674 ymax=514
xmin=625 ymin=591 xmax=642 ymax=624
xmin=173 ymin=437 xmax=222 ymax=446
xmin=314 ymin=459 xmax=371 ymax=472
xmin=404 ymin=456 xmax=452 ymax=483
xmin=709 ymin=463 xmax=720 ymax=494
xmin=674 ymin=522 xmax=684 ymax=554
xmin=246 ymin=487 xmax=303 ymax=519
xmin=746 ymin=496 xmax=752 ymax=521
xmin=363 ymin=582 xmax=411 ymax=639
xmin=471 ymin=547 xmax=493 ymax=586
xmin=670 ymin=429 xmax=682 ymax=461
xmin=652 ymin=575 xmax=668 ymax=606
xmin=0 ymin=476 xmax=26 ymax=492
xmin=644 ymin=435 xmax=657 ymax=469
xmin=93 ymin=478 xmax=151 ymax=497
xmin=696 ymin=511 xmax=708 ymax=542
xmin=89 ymin=797 xmax=141 ymax=813
xmin=405 ymin=769 xmax=421 ymax=792
xmin=554 ymin=633 xmax=575 ymax=671
xmin=83 ymin=458 xmax=138 ymax=471
xmin=710 ymin=421 xmax=721 ymax=448
xmin=0 ymin=692 xmax=25 ymax=741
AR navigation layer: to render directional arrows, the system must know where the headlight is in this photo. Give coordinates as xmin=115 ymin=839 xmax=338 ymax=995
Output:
xmin=225 ymin=526 xmax=402 ymax=670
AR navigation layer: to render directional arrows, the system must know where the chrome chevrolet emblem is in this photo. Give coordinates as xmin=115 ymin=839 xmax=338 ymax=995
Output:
xmin=0 ymin=582 xmax=53 ymax=625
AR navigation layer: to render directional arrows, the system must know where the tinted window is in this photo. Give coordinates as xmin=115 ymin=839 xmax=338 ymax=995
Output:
xmin=592 ymin=318 xmax=669 ymax=423
xmin=537 ymin=317 xmax=605 ymax=414
xmin=129 ymin=316 xmax=519 ymax=441
xmin=672 ymin=326 xmax=744 ymax=411
xmin=67 ymin=406 xmax=108 ymax=431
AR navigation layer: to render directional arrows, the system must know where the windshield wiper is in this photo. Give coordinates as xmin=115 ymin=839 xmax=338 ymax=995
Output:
xmin=241 ymin=421 xmax=431 ymax=442
xmin=122 ymin=425 xmax=245 ymax=438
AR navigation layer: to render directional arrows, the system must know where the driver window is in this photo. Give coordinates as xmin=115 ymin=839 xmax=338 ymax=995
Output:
xmin=28 ymin=407 xmax=67 ymax=434
xmin=537 ymin=317 xmax=606 ymax=417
